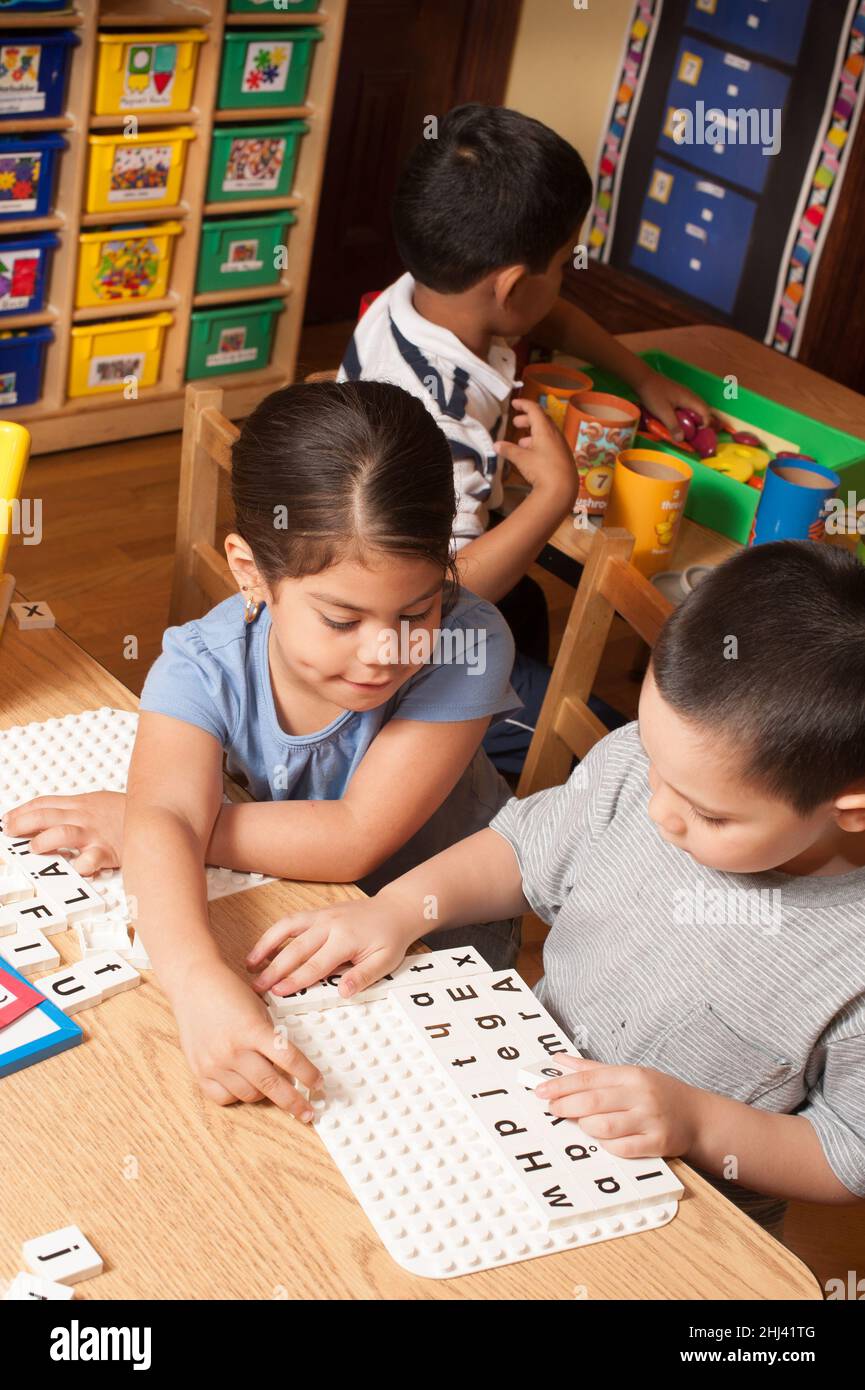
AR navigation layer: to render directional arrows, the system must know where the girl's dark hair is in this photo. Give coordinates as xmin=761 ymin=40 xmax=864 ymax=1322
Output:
xmin=651 ymin=541 xmax=865 ymax=813
xmin=393 ymin=104 xmax=593 ymax=293
xmin=231 ymin=380 xmax=459 ymax=598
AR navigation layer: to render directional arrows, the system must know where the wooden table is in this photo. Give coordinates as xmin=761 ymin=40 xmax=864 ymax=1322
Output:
xmin=550 ymin=325 xmax=865 ymax=569
xmin=0 ymin=616 xmax=821 ymax=1299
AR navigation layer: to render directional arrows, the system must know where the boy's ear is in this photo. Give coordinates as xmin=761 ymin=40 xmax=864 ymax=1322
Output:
xmin=493 ymin=262 xmax=530 ymax=308
xmin=834 ymin=786 xmax=865 ymax=833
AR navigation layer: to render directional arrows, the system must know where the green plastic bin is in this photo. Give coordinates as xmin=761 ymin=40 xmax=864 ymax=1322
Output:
xmin=229 ymin=0 xmax=319 ymax=11
xmin=583 ymin=352 xmax=865 ymax=544
xmin=186 ymin=297 xmax=283 ymax=378
xmin=217 ymin=28 xmax=322 ymax=109
xmin=196 ymin=210 xmax=295 ymax=293
xmin=206 ymin=119 xmax=307 ymax=202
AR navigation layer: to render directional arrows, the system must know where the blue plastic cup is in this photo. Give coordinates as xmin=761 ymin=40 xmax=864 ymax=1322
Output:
xmin=751 ymin=458 xmax=840 ymax=545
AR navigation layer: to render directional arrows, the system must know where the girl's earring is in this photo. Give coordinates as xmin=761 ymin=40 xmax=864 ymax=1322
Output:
xmin=241 ymin=585 xmax=261 ymax=625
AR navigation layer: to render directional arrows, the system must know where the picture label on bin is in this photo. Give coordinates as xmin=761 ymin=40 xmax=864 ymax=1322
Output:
xmin=0 ymin=148 xmax=41 ymax=214
xmin=0 ymin=250 xmax=38 ymax=312
xmin=241 ymin=41 xmax=293 ymax=95
xmin=110 ymin=144 xmax=173 ymax=202
xmin=223 ymin=136 xmax=285 ymax=192
xmin=222 ymin=238 xmax=262 ymax=272
xmin=0 ymin=371 xmax=18 ymax=406
xmin=0 ymin=42 xmax=44 ymax=114
xmin=88 ymin=352 xmax=145 ymax=390
xmin=206 ymin=326 xmax=258 ymax=369
xmin=122 ymin=43 xmax=178 ymax=108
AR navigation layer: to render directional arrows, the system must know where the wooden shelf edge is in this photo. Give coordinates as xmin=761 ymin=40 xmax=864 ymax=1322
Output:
xmin=0 ymin=11 xmax=84 ymax=28
xmin=79 ymin=204 xmax=190 ymax=227
xmin=0 ymin=116 xmax=74 ymax=135
xmin=71 ymin=294 xmax=179 ymax=323
xmin=0 ymin=215 xmax=65 ymax=236
xmin=193 ymin=281 xmax=292 ymax=307
xmin=203 ymin=195 xmax=302 ymax=215
xmin=212 ymin=105 xmax=312 ymax=122
xmin=89 ymin=111 xmax=200 ymax=130
xmin=0 ymin=308 xmax=57 ymax=331
xmin=224 ymin=11 xmax=329 ymax=24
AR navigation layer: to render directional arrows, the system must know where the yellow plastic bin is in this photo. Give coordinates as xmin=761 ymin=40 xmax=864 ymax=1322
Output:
xmin=93 ymin=30 xmax=208 ymax=114
xmin=68 ymin=311 xmax=173 ymax=397
xmin=85 ymin=127 xmax=195 ymax=213
xmin=75 ymin=221 xmax=183 ymax=307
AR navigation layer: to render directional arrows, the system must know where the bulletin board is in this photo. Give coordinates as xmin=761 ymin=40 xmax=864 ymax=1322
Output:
xmin=587 ymin=0 xmax=865 ymax=356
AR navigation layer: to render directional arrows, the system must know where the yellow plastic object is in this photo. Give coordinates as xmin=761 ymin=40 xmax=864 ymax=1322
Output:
xmin=715 ymin=442 xmax=771 ymax=472
xmin=75 ymin=221 xmax=183 ymax=307
xmin=85 ymin=128 xmax=196 ymax=214
xmin=67 ymin=312 xmax=173 ymax=397
xmin=0 ymin=420 xmax=30 ymax=574
xmin=702 ymin=452 xmax=754 ymax=484
xmin=93 ymin=30 xmax=208 ymax=115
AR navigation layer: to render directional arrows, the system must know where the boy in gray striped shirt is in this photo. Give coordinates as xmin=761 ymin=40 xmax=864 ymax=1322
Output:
xmin=252 ymin=541 xmax=865 ymax=1236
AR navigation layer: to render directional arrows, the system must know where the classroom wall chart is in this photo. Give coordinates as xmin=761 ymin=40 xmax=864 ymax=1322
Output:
xmin=587 ymin=0 xmax=865 ymax=356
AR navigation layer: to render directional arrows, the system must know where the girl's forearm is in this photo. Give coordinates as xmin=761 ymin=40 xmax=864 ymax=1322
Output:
xmin=208 ymin=799 xmax=371 ymax=882
xmin=688 ymin=1091 xmax=857 ymax=1204
xmin=123 ymin=804 xmax=221 ymax=1006
xmin=376 ymin=827 xmax=529 ymax=941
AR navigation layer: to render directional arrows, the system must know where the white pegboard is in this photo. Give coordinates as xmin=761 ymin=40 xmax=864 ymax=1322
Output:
xmin=272 ymin=950 xmax=682 ymax=1279
xmin=0 ymin=708 xmax=270 ymax=917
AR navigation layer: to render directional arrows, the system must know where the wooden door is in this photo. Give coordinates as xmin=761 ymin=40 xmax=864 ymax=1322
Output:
xmin=305 ymin=0 xmax=523 ymax=323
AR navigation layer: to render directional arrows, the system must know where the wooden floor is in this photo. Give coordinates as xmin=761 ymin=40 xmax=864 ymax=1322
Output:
xmin=6 ymin=320 xmax=864 ymax=1294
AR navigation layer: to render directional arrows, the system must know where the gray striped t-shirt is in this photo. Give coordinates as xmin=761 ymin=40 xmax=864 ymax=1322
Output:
xmin=490 ymin=723 xmax=865 ymax=1228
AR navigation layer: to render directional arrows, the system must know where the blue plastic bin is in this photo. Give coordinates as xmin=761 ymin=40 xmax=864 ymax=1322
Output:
xmin=0 ymin=1 xmax=67 ymax=10
xmin=0 ymin=230 xmax=58 ymax=315
xmin=0 ymin=324 xmax=52 ymax=406
xmin=0 ymin=31 xmax=79 ymax=120
xmin=0 ymin=132 xmax=65 ymax=220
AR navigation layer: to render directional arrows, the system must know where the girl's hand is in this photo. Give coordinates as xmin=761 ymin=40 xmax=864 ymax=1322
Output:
xmin=247 ymin=894 xmax=418 ymax=1001
xmin=495 ymin=398 xmax=578 ymax=506
xmin=174 ymin=961 xmax=322 ymax=1116
xmin=636 ymin=369 xmax=708 ymax=441
xmin=534 ymin=1055 xmax=703 ymax=1158
xmin=1 ymin=791 xmax=125 ymax=875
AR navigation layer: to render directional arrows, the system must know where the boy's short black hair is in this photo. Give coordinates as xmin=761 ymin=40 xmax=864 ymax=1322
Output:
xmin=392 ymin=104 xmax=593 ymax=293
xmin=651 ymin=541 xmax=865 ymax=814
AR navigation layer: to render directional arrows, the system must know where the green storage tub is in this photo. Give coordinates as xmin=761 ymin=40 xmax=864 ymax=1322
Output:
xmin=583 ymin=352 xmax=865 ymax=544
xmin=186 ymin=296 xmax=283 ymax=378
xmin=196 ymin=210 xmax=296 ymax=292
xmin=229 ymin=0 xmax=319 ymax=11
xmin=206 ymin=119 xmax=307 ymax=202
xmin=218 ymin=27 xmax=322 ymax=109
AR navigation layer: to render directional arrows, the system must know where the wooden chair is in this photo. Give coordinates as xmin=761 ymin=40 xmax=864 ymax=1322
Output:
xmin=170 ymin=385 xmax=239 ymax=629
xmin=517 ymin=526 xmax=674 ymax=799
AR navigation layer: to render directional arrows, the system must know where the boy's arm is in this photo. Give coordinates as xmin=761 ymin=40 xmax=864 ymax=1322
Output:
xmin=532 ymin=297 xmax=709 ymax=439
xmin=687 ymin=1092 xmax=859 ymax=1204
xmin=453 ymin=397 xmax=578 ymax=604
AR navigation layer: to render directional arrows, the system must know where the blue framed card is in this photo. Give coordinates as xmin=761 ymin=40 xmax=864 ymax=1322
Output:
xmin=0 ymin=959 xmax=83 ymax=1079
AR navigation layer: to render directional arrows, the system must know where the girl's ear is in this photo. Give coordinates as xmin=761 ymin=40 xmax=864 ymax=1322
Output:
xmin=224 ymin=532 xmax=271 ymax=603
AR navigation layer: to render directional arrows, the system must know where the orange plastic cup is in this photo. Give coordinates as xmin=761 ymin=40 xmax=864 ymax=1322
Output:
xmin=564 ymin=392 xmax=641 ymax=514
xmin=604 ymin=448 xmax=693 ymax=576
xmin=520 ymin=362 xmax=592 ymax=428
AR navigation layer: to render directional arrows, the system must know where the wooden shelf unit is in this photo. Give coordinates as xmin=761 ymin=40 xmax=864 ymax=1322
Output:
xmin=2 ymin=2 xmax=345 ymax=454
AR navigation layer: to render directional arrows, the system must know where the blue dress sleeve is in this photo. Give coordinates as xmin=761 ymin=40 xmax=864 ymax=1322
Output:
xmin=390 ymin=591 xmax=521 ymax=724
xmin=139 ymin=621 xmax=238 ymax=747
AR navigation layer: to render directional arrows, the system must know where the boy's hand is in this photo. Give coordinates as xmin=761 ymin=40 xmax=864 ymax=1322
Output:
xmin=496 ymin=397 xmax=578 ymax=506
xmin=247 ymin=894 xmax=418 ymax=1000
xmin=534 ymin=1055 xmax=702 ymax=1158
xmin=636 ymin=369 xmax=708 ymax=442
xmin=174 ymin=961 xmax=322 ymax=1117
xmin=1 ymin=791 xmax=125 ymax=876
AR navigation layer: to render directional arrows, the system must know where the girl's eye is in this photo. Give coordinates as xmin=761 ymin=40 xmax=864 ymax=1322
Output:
xmin=399 ymin=606 xmax=433 ymax=624
xmin=689 ymin=806 xmax=727 ymax=829
xmin=321 ymin=616 xmax=359 ymax=631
